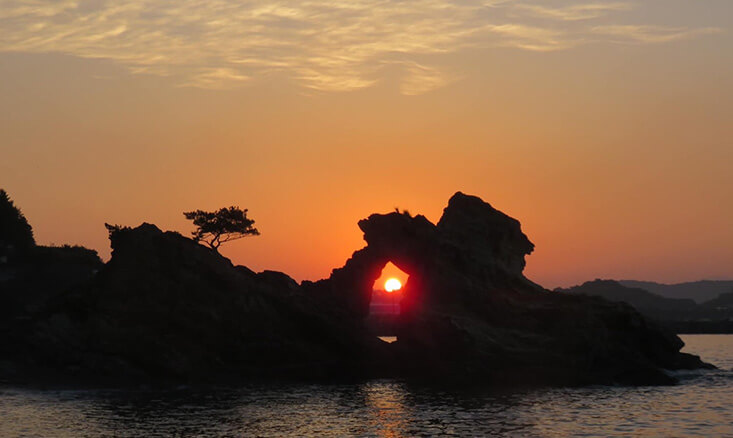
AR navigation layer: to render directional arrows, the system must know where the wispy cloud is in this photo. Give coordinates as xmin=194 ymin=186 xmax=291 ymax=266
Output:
xmin=517 ymin=3 xmax=633 ymax=21
xmin=487 ymin=24 xmax=576 ymax=51
xmin=591 ymin=25 xmax=723 ymax=44
xmin=395 ymin=61 xmax=454 ymax=95
xmin=0 ymin=0 xmax=722 ymax=94
xmin=182 ymin=67 xmax=251 ymax=90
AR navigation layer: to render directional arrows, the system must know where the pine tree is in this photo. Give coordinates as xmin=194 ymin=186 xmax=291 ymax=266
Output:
xmin=183 ymin=206 xmax=259 ymax=252
xmin=0 ymin=189 xmax=35 ymax=258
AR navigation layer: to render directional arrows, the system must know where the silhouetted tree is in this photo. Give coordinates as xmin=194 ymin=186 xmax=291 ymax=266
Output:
xmin=183 ymin=206 xmax=259 ymax=252
xmin=0 ymin=189 xmax=35 ymax=258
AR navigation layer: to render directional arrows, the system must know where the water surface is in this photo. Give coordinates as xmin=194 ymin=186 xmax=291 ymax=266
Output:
xmin=1 ymin=335 xmax=731 ymax=437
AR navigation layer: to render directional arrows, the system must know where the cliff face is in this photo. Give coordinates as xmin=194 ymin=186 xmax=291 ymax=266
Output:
xmin=0 ymin=192 xmax=713 ymax=386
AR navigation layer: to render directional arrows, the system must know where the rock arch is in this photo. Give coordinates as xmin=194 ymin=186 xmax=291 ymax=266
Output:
xmin=306 ymin=192 xmax=538 ymax=323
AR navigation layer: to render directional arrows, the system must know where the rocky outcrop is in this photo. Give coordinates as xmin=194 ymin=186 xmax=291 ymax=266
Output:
xmin=1 ymin=224 xmax=387 ymax=384
xmin=0 ymin=191 xmax=713 ymax=386
xmin=307 ymin=193 xmax=540 ymax=319
xmin=0 ymin=244 xmax=103 ymax=383
xmin=0 ymin=245 xmax=102 ymax=323
xmin=310 ymin=192 xmax=712 ymax=385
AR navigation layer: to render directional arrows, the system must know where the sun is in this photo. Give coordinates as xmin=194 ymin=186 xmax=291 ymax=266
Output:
xmin=384 ymin=278 xmax=402 ymax=293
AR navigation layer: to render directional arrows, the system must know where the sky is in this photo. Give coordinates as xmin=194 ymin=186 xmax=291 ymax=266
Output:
xmin=1 ymin=0 xmax=732 ymax=289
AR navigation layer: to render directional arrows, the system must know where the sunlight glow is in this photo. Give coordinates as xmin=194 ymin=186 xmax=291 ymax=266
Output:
xmin=384 ymin=278 xmax=402 ymax=293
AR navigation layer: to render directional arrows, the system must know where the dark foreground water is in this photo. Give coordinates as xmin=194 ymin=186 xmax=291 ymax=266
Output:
xmin=1 ymin=335 xmax=732 ymax=437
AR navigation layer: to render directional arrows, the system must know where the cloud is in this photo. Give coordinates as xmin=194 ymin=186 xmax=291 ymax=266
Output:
xmin=182 ymin=67 xmax=251 ymax=90
xmin=591 ymin=25 xmax=723 ymax=44
xmin=0 ymin=0 xmax=722 ymax=94
xmin=395 ymin=61 xmax=454 ymax=95
xmin=517 ymin=3 xmax=633 ymax=21
xmin=487 ymin=24 xmax=576 ymax=51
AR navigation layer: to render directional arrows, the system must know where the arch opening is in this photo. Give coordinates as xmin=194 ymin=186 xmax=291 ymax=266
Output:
xmin=367 ymin=261 xmax=409 ymax=342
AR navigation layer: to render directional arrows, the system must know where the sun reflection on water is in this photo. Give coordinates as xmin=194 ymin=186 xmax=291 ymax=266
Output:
xmin=363 ymin=381 xmax=410 ymax=438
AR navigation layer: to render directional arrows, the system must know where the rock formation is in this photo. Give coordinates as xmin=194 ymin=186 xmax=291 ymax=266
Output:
xmin=2 ymin=223 xmax=386 ymax=383
xmin=0 ymin=191 xmax=713 ymax=386
xmin=312 ymin=192 xmax=712 ymax=385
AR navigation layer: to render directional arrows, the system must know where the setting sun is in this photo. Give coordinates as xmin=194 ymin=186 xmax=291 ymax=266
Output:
xmin=384 ymin=278 xmax=402 ymax=292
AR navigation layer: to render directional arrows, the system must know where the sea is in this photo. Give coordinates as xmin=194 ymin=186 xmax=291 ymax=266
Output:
xmin=1 ymin=335 xmax=731 ymax=437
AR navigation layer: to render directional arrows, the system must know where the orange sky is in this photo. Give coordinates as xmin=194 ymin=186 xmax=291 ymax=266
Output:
xmin=1 ymin=0 xmax=731 ymax=289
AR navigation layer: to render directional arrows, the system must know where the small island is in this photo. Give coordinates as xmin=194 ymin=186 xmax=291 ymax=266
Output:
xmin=0 ymin=190 xmax=712 ymax=387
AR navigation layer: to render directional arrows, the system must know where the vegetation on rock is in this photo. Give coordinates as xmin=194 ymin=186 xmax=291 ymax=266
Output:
xmin=0 ymin=189 xmax=35 ymax=260
xmin=183 ymin=206 xmax=259 ymax=252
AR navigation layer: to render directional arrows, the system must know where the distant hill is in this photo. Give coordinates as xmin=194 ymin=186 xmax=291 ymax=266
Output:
xmin=556 ymin=280 xmax=696 ymax=321
xmin=619 ymin=280 xmax=733 ymax=303
xmin=557 ymin=279 xmax=733 ymax=333
xmin=702 ymin=292 xmax=733 ymax=310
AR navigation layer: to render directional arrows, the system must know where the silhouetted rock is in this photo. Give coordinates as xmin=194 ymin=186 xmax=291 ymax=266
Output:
xmin=0 ymin=243 xmax=103 ymax=383
xmin=0 ymin=189 xmax=101 ymax=326
xmin=437 ymin=192 xmax=535 ymax=279
xmin=3 ymin=223 xmax=385 ymax=384
xmin=0 ymin=191 xmax=714 ymax=387
xmin=0 ymin=244 xmax=102 ymax=321
xmin=312 ymin=192 xmax=712 ymax=385
xmin=308 ymin=193 xmax=540 ymax=320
